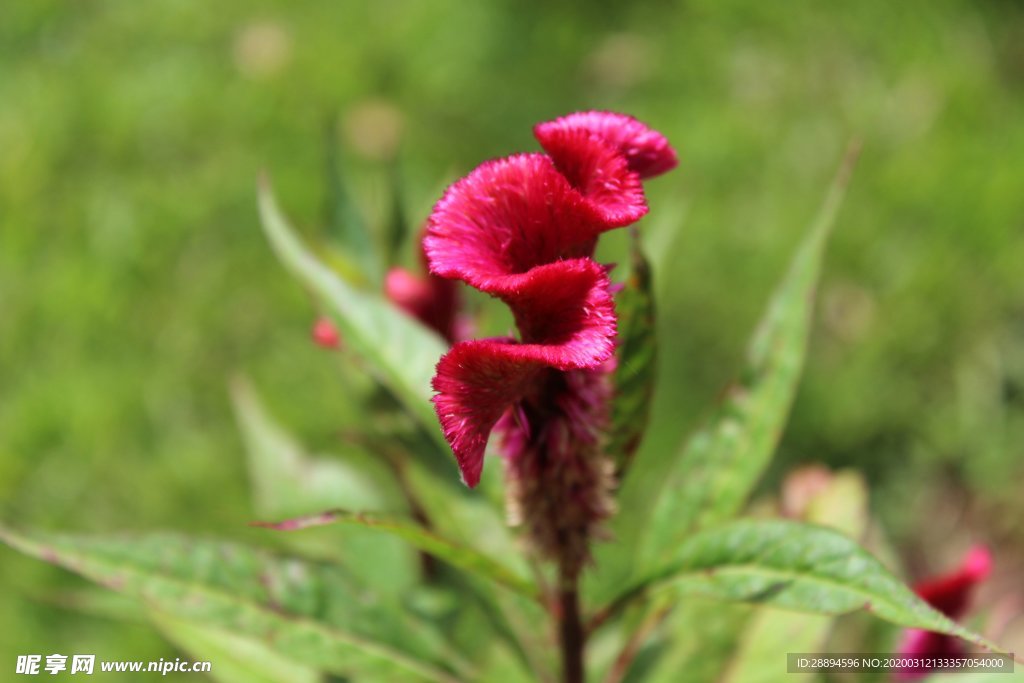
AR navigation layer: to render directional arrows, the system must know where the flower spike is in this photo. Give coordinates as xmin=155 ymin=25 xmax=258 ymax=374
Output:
xmin=425 ymin=110 xmax=675 ymax=575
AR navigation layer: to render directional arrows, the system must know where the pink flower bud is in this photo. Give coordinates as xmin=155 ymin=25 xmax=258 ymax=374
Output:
xmin=384 ymin=266 xmax=460 ymax=344
xmin=311 ymin=317 xmax=341 ymax=349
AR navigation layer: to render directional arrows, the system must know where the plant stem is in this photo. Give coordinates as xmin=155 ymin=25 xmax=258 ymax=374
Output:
xmin=603 ymin=599 xmax=673 ymax=683
xmin=558 ymin=569 xmax=584 ymax=683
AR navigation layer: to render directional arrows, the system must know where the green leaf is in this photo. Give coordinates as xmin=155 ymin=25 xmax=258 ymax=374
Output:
xmin=400 ymin=454 xmax=527 ymax=575
xmin=231 ymin=376 xmax=404 ymax=515
xmin=607 ymin=228 xmax=658 ymax=476
xmin=633 ymin=144 xmax=861 ymax=575
xmin=719 ymin=610 xmax=831 ymax=683
xmin=249 ymin=497 xmax=549 ymax=681
xmin=231 ymin=377 xmax=418 ymax=595
xmin=601 ymin=519 xmax=1005 ymax=656
xmin=640 ymin=471 xmax=869 ymax=683
xmin=642 ymin=599 xmax=752 ymax=683
xmin=715 ymin=469 xmax=870 ymax=683
xmin=33 ymin=586 xmax=147 ymax=623
xmin=0 ymin=527 xmax=466 ymax=683
xmin=150 ymin=611 xmax=321 ymax=683
xmin=252 ymin=509 xmax=539 ymax=602
xmin=384 ymin=157 xmax=410 ymax=265
xmin=257 ymin=176 xmax=450 ymax=456
xmin=323 ymin=117 xmax=381 ymax=284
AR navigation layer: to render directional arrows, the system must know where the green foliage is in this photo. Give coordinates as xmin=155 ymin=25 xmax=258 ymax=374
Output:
xmin=232 ymin=377 xmax=404 ymax=515
xmin=609 ymin=519 xmax=999 ymax=651
xmin=638 ymin=145 xmax=858 ymax=573
xmin=253 ymin=510 xmax=539 ymax=601
xmin=4 ymin=3 xmax=1023 ymax=676
xmin=257 ymin=178 xmax=448 ymax=449
xmin=323 ymin=118 xmax=382 ymax=285
xmin=709 ymin=470 xmax=870 ymax=683
xmin=231 ymin=377 xmax=419 ymax=596
xmin=3 ymin=142 xmax=1015 ymax=681
xmin=0 ymin=527 xmax=466 ymax=682
xmin=607 ymin=228 xmax=658 ymax=476
xmin=150 ymin=612 xmax=320 ymax=683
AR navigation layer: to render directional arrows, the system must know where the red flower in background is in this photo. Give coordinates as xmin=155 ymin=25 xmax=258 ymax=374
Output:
xmin=384 ymin=230 xmax=464 ymax=344
xmin=311 ymin=231 xmax=466 ymax=351
xmin=311 ymin=317 xmax=342 ymax=349
xmin=895 ymin=545 xmax=992 ymax=681
xmin=424 ymin=111 xmax=676 ymax=574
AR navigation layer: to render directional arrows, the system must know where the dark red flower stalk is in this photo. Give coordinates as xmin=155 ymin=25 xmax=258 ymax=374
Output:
xmin=894 ymin=545 xmax=992 ymax=681
xmin=425 ymin=112 xmax=676 ymax=580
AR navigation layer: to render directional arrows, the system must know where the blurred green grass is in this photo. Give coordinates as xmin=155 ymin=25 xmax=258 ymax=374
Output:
xmin=2 ymin=0 xmax=1023 ymax=676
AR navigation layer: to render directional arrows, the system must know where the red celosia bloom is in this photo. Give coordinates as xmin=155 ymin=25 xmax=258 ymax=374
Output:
xmin=314 ymin=232 xmax=464 ymax=351
xmin=384 ymin=231 xmax=463 ymax=344
xmin=895 ymin=545 xmax=992 ymax=681
xmin=425 ymin=111 xmax=676 ymax=572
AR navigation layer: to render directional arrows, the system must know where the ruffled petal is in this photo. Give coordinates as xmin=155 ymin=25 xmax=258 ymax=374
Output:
xmin=497 ymin=258 xmax=617 ymax=366
xmin=426 ymin=112 xmax=678 ymax=489
xmin=431 ymin=260 xmax=617 ymax=489
xmin=535 ymin=111 xmax=678 ymax=179
xmin=431 ymin=339 xmax=545 ymax=487
xmin=533 ymin=126 xmax=648 ymax=226
xmin=424 ymin=154 xmax=607 ymax=290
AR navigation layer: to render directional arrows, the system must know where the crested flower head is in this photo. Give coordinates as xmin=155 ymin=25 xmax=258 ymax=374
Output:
xmin=425 ymin=111 xmax=676 ymax=573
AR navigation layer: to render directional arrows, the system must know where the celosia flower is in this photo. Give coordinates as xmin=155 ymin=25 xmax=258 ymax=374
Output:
xmin=895 ymin=545 xmax=992 ymax=681
xmin=425 ymin=111 xmax=676 ymax=573
xmin=384 ymin=230 xmax=463 ymax=344
xmin=314 ymin=233 xmax=465 ymax=350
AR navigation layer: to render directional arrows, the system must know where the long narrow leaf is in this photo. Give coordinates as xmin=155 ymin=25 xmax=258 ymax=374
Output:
xmin=0 ymin=527 xmax=464 ymax=683
xmin=323 ymin=117 xmax=381 ymax=283
xmin=231 ymin=377 xmax=418 ymax=595
xmin=714 ymin=470 xmax=870 ymax=683
xmin=150 ymin=611 xmax=320 ymax=683
xmin=607 ymin=228 xmax=658 ymax=476
xmin=252 ymin=509 xmax=539 ymax=602
xmin=599 ymin=519 xmax=1006 ymax=656
xmin=257 ymin=177 xmax=449 ymax=454
xmin=633 ymin=144 xmax=860 ymax=576
xmin=231 ymin=376 xmax=404 ymax=515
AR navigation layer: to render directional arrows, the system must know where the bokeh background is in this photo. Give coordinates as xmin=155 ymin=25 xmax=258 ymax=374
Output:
xmin=2 ymin=0 xmax=1023 ymax=677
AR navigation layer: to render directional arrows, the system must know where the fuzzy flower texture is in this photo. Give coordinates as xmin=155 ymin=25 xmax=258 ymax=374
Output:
xmin=424 ymin=111 xmax=676 ymax=575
